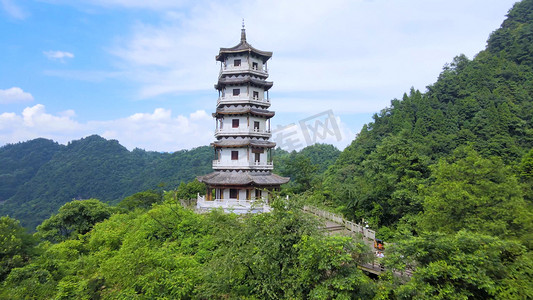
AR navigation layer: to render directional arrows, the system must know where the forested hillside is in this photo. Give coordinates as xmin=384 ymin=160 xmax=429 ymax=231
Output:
xmin=0 ymin=136 xmax=339 ymax=230
xmin=274 ymin=144 xmax=341 ymax=193
xmin=323 ymin=0 xmax=533 ymax=233
xmin=0 ymin=135 xmax=213 ymax=229
xmin=0 ymin=138 xmax=62 ymax=203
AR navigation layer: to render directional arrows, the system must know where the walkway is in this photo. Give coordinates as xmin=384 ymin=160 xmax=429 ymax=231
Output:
xmin=303 ymin=205 xmax=412 ymax=278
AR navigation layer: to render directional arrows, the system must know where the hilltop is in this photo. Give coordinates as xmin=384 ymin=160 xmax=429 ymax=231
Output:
xmin=0 ymin=135 xmax=213 ymax=229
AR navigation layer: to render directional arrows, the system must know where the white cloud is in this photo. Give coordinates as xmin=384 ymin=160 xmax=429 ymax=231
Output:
xmin=105 ymin=0 xmax=515 ymax=108
xmin=0 ymin=104 xmax=214 ymax=152
xmin=0 ymin=104 xmax=82 ymax=145
xmin=1 ymin=0 xmax=27 ymax=19
xmin=100 ymin=108 xmax=213 ymax=151
xmin=43 ymin=50 xmax=75 ymax=62
xmin=0 ymin=87 xmax=34 ymax=104
xmin=21 ymin=104 xmax=81 ymax=130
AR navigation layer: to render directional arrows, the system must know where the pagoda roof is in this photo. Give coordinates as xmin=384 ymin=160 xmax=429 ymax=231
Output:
xmin=212 ymin=138 xmax=276 ymax=148
xmin=213 ymin=107 xmax=275 ymax=118
xmin=215 ymin=75 xmax=273 ymax=91
xmin=216 ymin=28 xmax=272 ymax=63
xmin=198 ymin=171 xmax=289 ymax=186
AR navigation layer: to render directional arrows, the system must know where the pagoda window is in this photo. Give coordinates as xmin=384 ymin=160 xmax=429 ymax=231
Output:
xmin=230 ymin=189 xmax=238 ymax=199
xmin=232 ymin=119 xmax=239 ymax=128
xmin=234 ymin=59 xmax=241 ymax=67
xmin=253 ymin=91 xmax=259 ymax=100
xmin=254 ymin=121 xmax=260 ymax=131
xmin=255 ymin=153 xmax=260 ymax=162
xmin=231 ymin=150 xmax=239 ymax=160
xmin=233 ymin=88 xmax=240 ymax=96
xmin=255 ymin=189 xmax=262 ymax=199
xmin=252 ymin=62 xmax=258 ymax=70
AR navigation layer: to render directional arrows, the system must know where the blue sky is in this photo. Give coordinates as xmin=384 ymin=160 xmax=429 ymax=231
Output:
xmin=0 ymin=0 xmax=518 ymax=152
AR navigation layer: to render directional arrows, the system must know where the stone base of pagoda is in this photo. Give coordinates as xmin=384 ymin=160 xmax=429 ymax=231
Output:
xmin=196 ymin=194 xmax=271 ymax=214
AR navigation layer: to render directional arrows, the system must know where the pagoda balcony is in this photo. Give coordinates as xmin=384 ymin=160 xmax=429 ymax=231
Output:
xmin=217 ymin=95 xmax=270 ymax=107
xmin=219 ymin=65 xmax=268 ymax=77
xmin=215 ymin=128 xmax=271 ymax=138
xmin=212 ymin=160 xmax=274 ymax=170
xmin=197 ymin=195 xmax=271 ymax=213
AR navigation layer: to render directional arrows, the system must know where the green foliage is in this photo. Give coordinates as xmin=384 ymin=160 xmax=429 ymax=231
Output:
xmin=0 ymin=196 xmax=380 ymax=299
xmin=1 ymin=264 xmax=56 ymax=299
xmin=519 ymin=148 xmax=533 ymax=178
xmin=419 ymin=146 xmax=533 ymax=242
xmin=0 ymin=217 xmax=36 ymax=281
xmin=176 ymin=179 xmax=206 ymax=200
xmin=275 ymin=144 xmax=340 ymax=194
xmin=384 ymin=231 xmax=533 ymax=299
xmin=200 ymin=198 xmax=375 ymax=299
xmin=296 ymin=235 xmax=375 ymax=299
xmin=118 ymin=190 xmax=163 ymax=211
xmin=487 ymin=0 xmax=533 ymax=67
xmin=36 ymin=199 xmax=115 ymax=243
xmin=0 ymin=138 xmax=61 ymax=202
xmin=519 ymin=148 xmax=533 ymax=203
xmin=0 ymin=135 xmax=213 ymax=229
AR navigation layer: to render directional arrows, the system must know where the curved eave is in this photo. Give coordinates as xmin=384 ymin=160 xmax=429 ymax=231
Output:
xmin=212 ymin=139 xmax=276 ymax=148
xmin=216 ymin=42 xmax=272 ymax=63
xmin=219 ymin=69 xmax=269 ymax=79
xmin=215 ymin=76 xmax=273 ymax=91
xmin=198 ymin=171 xmax=290 ymax=186
xmin=212 ymin=108 xmax=275 ymax=118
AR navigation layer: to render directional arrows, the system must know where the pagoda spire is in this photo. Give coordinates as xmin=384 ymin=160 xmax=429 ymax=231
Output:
xmin=241 ymin=19 xmax=246 ymax=42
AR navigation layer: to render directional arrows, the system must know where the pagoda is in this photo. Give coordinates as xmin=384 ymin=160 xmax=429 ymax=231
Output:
xmin=197 ymin=24 xmax=289 ymax=213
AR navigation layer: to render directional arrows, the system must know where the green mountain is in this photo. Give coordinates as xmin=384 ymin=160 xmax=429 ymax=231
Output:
xmin=0 ymin=135 xmax=340 ymax=230
xmin=0 ymin=135 xmax=213 ymax=229
xmin=323 ymin=0 xmax=533 ymax=230
xmin=274 ymin=144 xmax=341 ymax=193
xmin=0 ymin=138 xmax=62 ymax=203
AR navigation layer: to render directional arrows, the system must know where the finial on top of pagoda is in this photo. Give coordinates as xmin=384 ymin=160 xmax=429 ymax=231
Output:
xmin=241 ymin=18 xmax=246 ymax=42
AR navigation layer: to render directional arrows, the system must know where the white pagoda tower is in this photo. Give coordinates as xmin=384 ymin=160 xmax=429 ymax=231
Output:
xmin=197 ymin=24 xmax=289 ymax=213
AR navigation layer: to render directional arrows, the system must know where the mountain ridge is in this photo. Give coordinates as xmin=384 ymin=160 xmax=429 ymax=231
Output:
xmin=0 ymin=134 xmax=213 ymax=229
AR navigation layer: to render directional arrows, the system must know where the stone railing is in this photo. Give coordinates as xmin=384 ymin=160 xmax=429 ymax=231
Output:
xmin=197 ymin=194 xmax=271 ymax=213
xmin=303 ymin=205 xmax=376 ymax=241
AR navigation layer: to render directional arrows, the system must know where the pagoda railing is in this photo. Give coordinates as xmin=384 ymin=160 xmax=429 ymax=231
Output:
xmin=220 ymin=65 xmax=268 ymax=75
xmin=212 ymin=160 xmax=273 ymax=170
xmin=217 ymin=96 xmax=270 ymax=106
xmin=197 ymin=194 xmax=271 ymax=212
xmin=215 ymin=128 xmax=271 ymax=137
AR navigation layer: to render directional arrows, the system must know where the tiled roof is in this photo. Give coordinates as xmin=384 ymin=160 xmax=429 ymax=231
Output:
xmin=198 ymin=171 xmax=289 ymax=186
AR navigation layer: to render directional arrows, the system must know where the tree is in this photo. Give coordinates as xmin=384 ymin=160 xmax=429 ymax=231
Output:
xmin=176 ymin=179 xmax=206 ymax=200
xmin=384 ymin=231 xmax=533 ymax=299
xmin=519 ymin=148 xmax=533 ymax=202
xmin=419 ymin=146 xmax=532 ymax=243
xmin=118 ymin=190 xmax=162 ymax=211
xmin=0 ymin=217 xmax=36 ymax=281
xmin=283 ymin=155 xmax=319 ymax=193
xmin=36 ymin=199 xmax=115 ymax=242
xmin=200 ymin=198 xmax=375 ymax=299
